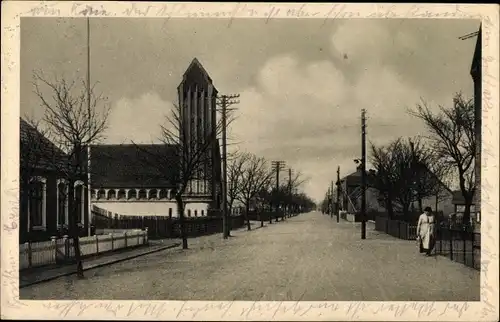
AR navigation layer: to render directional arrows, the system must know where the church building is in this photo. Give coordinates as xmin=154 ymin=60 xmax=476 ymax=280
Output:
xmin=90 ymin=58 xmax=222 ymax=217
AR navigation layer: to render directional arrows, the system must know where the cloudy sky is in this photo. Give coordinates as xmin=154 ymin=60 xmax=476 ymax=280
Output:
xmin=21 ymin=17 xmax=480 ymax=202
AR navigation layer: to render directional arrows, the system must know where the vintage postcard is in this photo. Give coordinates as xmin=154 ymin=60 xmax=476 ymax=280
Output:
xmin=1 ymin=1 xmax=499 ymax=321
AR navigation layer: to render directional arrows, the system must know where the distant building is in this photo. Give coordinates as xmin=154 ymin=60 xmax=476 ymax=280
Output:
xmin=90 ymin=58 xmax=222 ymax=217
xmin=19 ymin=118 xmax=90 ymax=243
xmin=471 ymin=25 xmax=481 ymax=221
xmin=337 ymin=166 xmax=454 ymax=216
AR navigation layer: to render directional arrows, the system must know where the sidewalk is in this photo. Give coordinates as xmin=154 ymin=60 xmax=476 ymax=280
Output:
xmin=19 ymin=240 xmax=180 ymax=288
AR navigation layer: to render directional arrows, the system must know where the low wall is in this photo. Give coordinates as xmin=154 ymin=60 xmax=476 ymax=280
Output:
xmin=19 ymin=229 xmax=148 ymax=270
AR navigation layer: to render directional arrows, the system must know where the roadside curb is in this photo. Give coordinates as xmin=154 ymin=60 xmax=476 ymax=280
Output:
xmin=20 ymin=242 xmax=180 ymax=288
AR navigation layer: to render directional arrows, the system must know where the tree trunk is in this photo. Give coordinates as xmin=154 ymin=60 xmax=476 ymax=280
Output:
xmin=68 ymin=181 xmax=84 ymax=278
xmin=245 ymin=204 xmax=251 ymax=231
xmin=385 ymin=197 xmax=394 ymax=220
xmin=463 ymin=200 xmax=472 ymax=229
xmin=227 ymin=205 xmax=232 ymax=237
xmin=176 ymin=196 xmax=188 ymax=249
xmin=418 ymin=197 xmax=423 ymax=213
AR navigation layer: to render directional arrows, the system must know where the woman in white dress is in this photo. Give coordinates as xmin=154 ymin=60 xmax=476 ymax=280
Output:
xmin=417 ymin=206 xmax=436 ymax=256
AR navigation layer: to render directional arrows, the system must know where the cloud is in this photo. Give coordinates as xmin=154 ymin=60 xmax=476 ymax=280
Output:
xmin=105 ymin=92 xmax=172 ymax=144
xmin=229 ymin=24 xmax=432 ymax=202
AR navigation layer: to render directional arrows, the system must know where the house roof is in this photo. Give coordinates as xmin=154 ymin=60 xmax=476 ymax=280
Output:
xmin=90 ymin=144 xmax=179 ymax=189
xmin=20 ymin=118 xmax=67 ymax=172
xmin=470 ymin=25 xmax=482 ymax=77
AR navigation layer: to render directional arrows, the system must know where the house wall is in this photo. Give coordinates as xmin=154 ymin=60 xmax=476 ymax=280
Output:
xmin=93 ymin=200 xmax=211 ymax=217
xmin=19 ymin=168 xmax=90 ymax=243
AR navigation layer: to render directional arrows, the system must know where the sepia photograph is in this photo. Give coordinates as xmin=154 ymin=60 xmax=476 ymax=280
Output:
xmin=2 ymin=2 xmax=498 ymax=321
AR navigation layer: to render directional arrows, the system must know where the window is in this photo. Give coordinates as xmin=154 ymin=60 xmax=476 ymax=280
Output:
xmin=57 ymin=179 xmax=68 ymax=227
xmin=138 ymin=189 xmax=147 ymax=199
xmin=108 ymin=189 xmax=116 ymax=199
xmin=74 ymin=181 xmax=85 ymax=225
xmin=128 ymin=189 xmax=137 ymax=200
xmin=117 ymin=190 xmax=126 ymax=200
xmin=28 ymin=177 xmax=46 ymax=230
xmin=194 ymin=210 xmax=198 ymax=217
xmin=188 ymin=209 xmax=191 ymax=217
xmin=168 ymin=208 xmax=173 ymax=217
xmin=201 ymin=210 xmax=204 ymax=216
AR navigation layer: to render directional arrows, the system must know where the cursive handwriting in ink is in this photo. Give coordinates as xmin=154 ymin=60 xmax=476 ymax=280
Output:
xmin=70 ymin=4 xmax=113 ymax=17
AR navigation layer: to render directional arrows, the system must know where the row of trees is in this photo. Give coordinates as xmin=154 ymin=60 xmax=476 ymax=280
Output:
xmin=226 ymin=152 xmax=314 ymax=230
xmin=369 ymin=93 xmax=476 ymax=224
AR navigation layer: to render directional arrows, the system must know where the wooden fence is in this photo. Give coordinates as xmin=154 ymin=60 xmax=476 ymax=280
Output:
xmin=93 ymin=210 xmax=246 ymax=239
xmin=19 ymin=230 xmax=148 ymax=270
xmin=246 ymin=211 xmax=286 ymax=222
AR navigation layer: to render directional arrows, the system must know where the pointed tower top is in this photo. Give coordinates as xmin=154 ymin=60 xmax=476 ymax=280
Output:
xmin=470 ymin=24 xmax=482 ymax=77
xmin=182 ymin=57 xmax=213 ymax=83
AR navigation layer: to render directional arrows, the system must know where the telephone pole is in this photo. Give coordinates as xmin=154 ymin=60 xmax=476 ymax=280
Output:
xmin=271 ymin=160 xmax=285 ymax=223
xmin=361 ymin=109 xmax=367 ymax=240
xmin=330 ymin=180 xmax=334 ymax=218
xmin=217 ymin=94 xmax=240 ymax=239
xmin=336 ymin=166 xmax=340 ymax=223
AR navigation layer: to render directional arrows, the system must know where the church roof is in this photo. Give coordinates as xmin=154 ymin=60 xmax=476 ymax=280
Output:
xmin=177 ymin=58 xmax=218 ymax=94
xmin=90 ymin=144 xmax=179 ymax=189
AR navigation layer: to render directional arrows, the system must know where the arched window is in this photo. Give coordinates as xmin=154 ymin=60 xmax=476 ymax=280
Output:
xmin=187 ymin=209 xmax=191 ymax=217
xmin=158 ymin=189 xmax=167 ymax=199
xmin=128 ymin=189 xmax=137 ymax=200
xmin=57 ymin=179 xmax=68 ymax=227
xmin=74 ymin=181 xmax=85 ymax=225
xmin=194 ymin=210 xmax=198 ymax=217
xmin=138 ymin=189 xmax=147 ymax=199
xmin=108 ymin=189 xmax=116 ymax=200
xmin=97 ymin=189 xmax=106 ymax=200
xmin=117 ymin=189 xmax=126 ymax=200
xmin=168 ymin=208 xmax=173 ymax=217
xmin=29 ymin=177 xmax=47 ymax=230
xmin=201 ymin=210 xmax=204 ymax=216
xmin=149 ymin=189 xmax=157 ymax=199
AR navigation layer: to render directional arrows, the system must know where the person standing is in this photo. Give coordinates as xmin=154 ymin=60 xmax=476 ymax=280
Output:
xmin=417 ymin=206 xmax=436 ymax=256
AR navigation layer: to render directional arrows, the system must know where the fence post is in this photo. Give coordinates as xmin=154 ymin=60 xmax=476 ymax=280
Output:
xmin=26 ymin=242 xmax=32 ymax=268
xmin=63 ymin=235 xmax=69 ymax=260
xmin=50 ymin=236 xmax=57 ymax=264
xmin=471 ymin=231 xmax=474 ymax=268
xmin=124 ymin=232 xmax=128 ymax=248
xmin=111 ymin=233 xmax=114 ymax=251
xmin=463 ymin=229 xmax=467 ymax=265
xmin=95 ymin=234 xmax=99 ymax=255
xmin=450 ymin=230 xmax=454 ymax=261
xmin=144 ymin=228 xmax=149 ymax=244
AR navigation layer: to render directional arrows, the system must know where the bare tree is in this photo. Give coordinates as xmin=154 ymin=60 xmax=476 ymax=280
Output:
xmin=409 ymin=93 xmax=476 ymax=225
xmin=32 ymin=71 xmax=111 ymax=277
xmin=236 ymin=153 xmax=273 ymax=230
xmin=227 ymin=151 xmax=250 ymax=217
xmin=370 ymin=137 xmax=446 ymax=220
xmin=134 ymin=102 xmax=226 ymax=249
xmin=370 ymin=142 xmax=398 ymax=219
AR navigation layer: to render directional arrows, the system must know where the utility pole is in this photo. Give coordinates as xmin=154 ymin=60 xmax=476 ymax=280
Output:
xmin=271 ymin=160 xmax=285 ymax=223
xmin=361 ymin=109 xmax=367 ymax=240
xmin=86 ymin=17 xmax=92 ymax=238
xmin=217 ymin=94 xmax=240 ymax=239
xmin=330 ymin=180 xmax=334 ymax=218
xmin=336 ymin=166 xmax=340 ymax=223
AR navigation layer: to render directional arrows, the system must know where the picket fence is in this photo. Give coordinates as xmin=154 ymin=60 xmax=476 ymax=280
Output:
xmin=19 ymin=229 xmax=149 ymax=270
